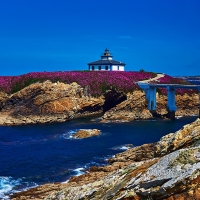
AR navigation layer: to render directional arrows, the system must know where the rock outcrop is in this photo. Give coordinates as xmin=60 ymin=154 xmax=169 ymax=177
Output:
xmin=0 ymin=81 xmax=104 ymax=125
xmin=10 ymin=118 xmax=200 ymax=200
xmin=0 ymin=91 xmax=8 ymax=109
xmin=42 ymin=118 xmax=200 ymax=200
xmin=101 ymin=90 xmax=153 ymax=122
xmin=102 ymin=91 xmax=199 ymax=122
xmin=156 ymin=93 xmax=199 ymax=117
xmin=73 ymin=129 xmax=101 ymax=139
xmin=0 ymin=81 xmax=198 ymax=125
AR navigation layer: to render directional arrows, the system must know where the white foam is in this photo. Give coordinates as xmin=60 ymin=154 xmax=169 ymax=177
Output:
xmin=176 ymin=116 xmax=183 ymax=119
xmin=73 ymin=168 xmax=85 ymax=176
xmin=0 ymin=176 xmax=38 ymax=199
xmin=0 ymin=176 xmax=21 ymax=199
xmin=61 ymin=130 xmax=77 ymax=139
xmin=111 ymin=144 xmax=133 ymax=151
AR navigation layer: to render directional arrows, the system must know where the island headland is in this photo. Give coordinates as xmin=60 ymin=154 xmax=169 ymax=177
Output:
xmin=0 ymin=71 xmax=200 ymax=199
xmin=0 ymin=71 xmax=199 ymax=126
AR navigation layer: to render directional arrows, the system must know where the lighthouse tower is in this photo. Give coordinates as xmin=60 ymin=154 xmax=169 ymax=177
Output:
xmin=88 ymin=48 xmax=126 ymax=71
xmin=101 ymin=48 xmax=113 ymax=60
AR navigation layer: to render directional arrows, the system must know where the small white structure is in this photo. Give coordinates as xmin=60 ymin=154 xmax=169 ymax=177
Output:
xmin=88 ymin=48 xmax=126 ymax=71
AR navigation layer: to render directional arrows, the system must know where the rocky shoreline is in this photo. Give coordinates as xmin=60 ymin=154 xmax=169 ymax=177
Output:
xmin=0 ymin=81 xmax=199 ymax=126
xmin=10 ymin=118 xmax=200 ymax=200
xmin=0 ymin=80 xmax=199 ymax=199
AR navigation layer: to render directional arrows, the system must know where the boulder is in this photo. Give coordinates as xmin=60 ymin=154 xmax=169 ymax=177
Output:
xmin=73 ymin=129 xmax=100 ymax=139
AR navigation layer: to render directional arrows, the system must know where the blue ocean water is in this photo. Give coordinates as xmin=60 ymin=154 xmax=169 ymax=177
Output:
xmin=0 ymin=116 xmax=198 ymax=198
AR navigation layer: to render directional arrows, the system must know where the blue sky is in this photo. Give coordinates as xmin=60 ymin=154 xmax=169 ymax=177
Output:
xmin=0 ymin=0 xmax=200 ymax=76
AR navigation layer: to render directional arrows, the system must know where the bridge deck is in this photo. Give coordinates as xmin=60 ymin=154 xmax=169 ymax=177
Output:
xmin=137 ymin=83 xmax=200 ymax=90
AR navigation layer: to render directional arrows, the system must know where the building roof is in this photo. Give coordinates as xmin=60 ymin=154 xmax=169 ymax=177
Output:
xmin=88 ymin=59 xmax=126 ymax=66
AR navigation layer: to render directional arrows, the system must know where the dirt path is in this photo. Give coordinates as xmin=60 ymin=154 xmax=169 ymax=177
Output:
xmin=138 ymin=73 xmax=165 ymax=83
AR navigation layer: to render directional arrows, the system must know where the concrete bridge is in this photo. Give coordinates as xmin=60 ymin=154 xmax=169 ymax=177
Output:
xmin=137 ymin=83 xmax=200 ymax=119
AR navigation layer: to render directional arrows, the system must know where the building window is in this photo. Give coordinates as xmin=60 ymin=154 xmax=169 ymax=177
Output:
xmin=105 ymin=66 xmax=108 ymax=70
xmin=92 ymin=66 xmax=94 ymax=70
xmin=99 ymin=66 xmax=101 ymax=70
xmin=118 ymin=66 xmax=119 ymax=70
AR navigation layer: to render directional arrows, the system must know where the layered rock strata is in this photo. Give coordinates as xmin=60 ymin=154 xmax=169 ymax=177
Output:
xmin=0 ymin=81 xmax=198 ymax=125
xmin=44 ymin=119 xmax=200 ymax=200
xmin=11 ymin=118 xmax=200 ymax=200
xmin=102 ymin=91 xmax=199 ymax=122
xmin=0 ymin=81 xmax=104 ymax=125
xmin=101 ymin=90 xmax=153 ymax=122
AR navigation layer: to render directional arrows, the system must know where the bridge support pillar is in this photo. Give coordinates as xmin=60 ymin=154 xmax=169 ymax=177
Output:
xmin=148 ymin=87 xmax=157 ymax=114
xmin=167 ymin=86 xmax=177 ymax=120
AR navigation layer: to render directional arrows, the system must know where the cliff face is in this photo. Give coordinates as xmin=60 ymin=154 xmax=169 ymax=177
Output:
xmin=43 ymin=119 xmax=200 ymax=200
xmin=0 ymin=81 xmax=104 ymax=125
xmin=102 ymin=91 xmax=199 ymax=122
xmin=0 ymin=81 xmax=198 ymax=125
xmin=102 ymin=90 xmax=152 ymax=122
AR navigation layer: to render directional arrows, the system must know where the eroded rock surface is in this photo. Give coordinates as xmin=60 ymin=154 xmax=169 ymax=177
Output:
xmin=102 ymin=91 xmax=199 ymax=122
xmin=73 ymin=129 xmax=100 ymax=139
xmin=0 ymin=81 xmax=104 ymax=125
xmin=101 ymin=90 xmax=153 ymax=122
xmin=42 ymin=119 xmax=200 ymax=200
xmin=155 ymin=118 xmax=200 ymax=156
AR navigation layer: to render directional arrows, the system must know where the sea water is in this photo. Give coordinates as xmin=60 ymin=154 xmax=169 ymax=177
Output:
xmin=0 ymin=116 xmax=197 ymax=198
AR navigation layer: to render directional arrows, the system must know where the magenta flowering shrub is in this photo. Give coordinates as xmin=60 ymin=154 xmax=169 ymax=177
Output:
xmin=155 ymin=75 xmax=197 ymax=95
xmin=157 ymin=75 xmax=188 ymax=85
xmin=0 ymin=71 xmax=156 ymax=96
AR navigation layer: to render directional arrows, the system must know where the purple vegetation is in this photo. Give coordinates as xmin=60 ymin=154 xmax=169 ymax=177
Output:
xmin=156 ymin=75 xmax=197 ymax=95
xmin=0 ymin=71 xmax=156 ymax=96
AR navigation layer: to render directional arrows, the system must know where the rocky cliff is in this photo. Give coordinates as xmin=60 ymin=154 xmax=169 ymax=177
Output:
xmin=0 ymin=81 xmax=104 ymax=125
xmin=10 ymin=118 xmax=200 ymax=200
xmin=102 ymin=91 xmax=199 ymax=122
xmin=0 ymin=81 xmax=198 ymax=125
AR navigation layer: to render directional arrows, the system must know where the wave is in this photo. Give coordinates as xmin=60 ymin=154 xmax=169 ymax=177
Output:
xmin=0 ymin=176 xmax=37 ymax=199
xmin=111 ymin=144 xmax=133 ymax=151
xmin=0 ymin=176 xmax=22 ymax=199
xmin=68 ymin=156 xmax=111 ymax=180
xmin=60 ymin=130 xmax=77 ymax=139
xmin=73 ymin=168 xmax=85 ymax=176
xmin=60 ymin=129 xmax=103 ymax=140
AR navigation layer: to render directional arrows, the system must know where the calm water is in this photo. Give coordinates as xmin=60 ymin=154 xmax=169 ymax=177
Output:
xmin=0 ymin=116 xmax=198 ymax=198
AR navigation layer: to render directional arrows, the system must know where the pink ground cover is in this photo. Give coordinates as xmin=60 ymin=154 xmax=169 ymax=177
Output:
xmin=156 ymin=75 xmax=197 ymax=95
xmin=0 ymin=71 xmax=156 ymax=95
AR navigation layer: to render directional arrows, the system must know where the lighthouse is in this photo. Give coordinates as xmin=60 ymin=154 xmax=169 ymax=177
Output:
xmin=88 ymin=48 xmax=126 ymax=71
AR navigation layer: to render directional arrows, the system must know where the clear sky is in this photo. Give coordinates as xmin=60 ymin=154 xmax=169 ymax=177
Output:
xmin=0 ymin=0 xmax=200 ymax=76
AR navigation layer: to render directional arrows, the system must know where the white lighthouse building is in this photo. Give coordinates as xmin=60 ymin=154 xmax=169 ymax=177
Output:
xmin=88 ymin=48 xmax=126 ymax=71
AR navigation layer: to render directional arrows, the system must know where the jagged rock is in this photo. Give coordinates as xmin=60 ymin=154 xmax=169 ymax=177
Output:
xmin=0 ymin=81 xmax=198 ymax=125
xmin=0 ymin=81 xmax=104 ymax=125
xmin=109 ymin=143 xmax=156 ymax=163
xmin=42 ymin=119 xmax=200 ymax=200
xmin=156 ymin=93 xmax=199 ymax=117
xmin=44 ymin=148 xmax=200 ymax=200
xmin=102 ymin=91 xmax=199 ymax=122
xmin=0 ymin=91 xmax=8 ymax=110
xmin=155 ymin=118 xmax=200 ymax=156
xmin=10 ymin=119 xmax=200 ymax=200
xmin=101 ymin=90 xmax=153 ymax=122
xmin=73 ymin=129 xmax=100 ymax=139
